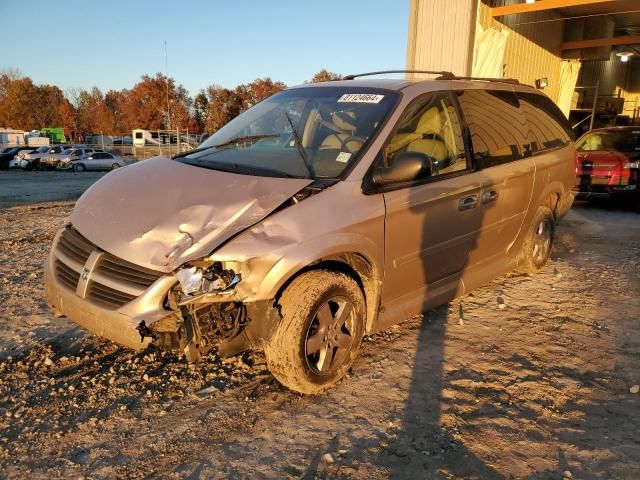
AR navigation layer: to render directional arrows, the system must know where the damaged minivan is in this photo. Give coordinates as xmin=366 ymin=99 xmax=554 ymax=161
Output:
xmin=45 ymin=71 xmax=575 ymax=393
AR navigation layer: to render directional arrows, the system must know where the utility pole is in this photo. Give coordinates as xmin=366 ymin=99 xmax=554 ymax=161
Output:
xmin=164 ymin=40 xmax=171 ymax=129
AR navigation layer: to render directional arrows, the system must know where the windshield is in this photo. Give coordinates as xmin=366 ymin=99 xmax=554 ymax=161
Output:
xmin=577 ymin=130 xmax=640 ymax=153
xmin=36 ymin=147 xmax=49 ymax=153
xmin=179 ymin=87 xmax=399 ymax=179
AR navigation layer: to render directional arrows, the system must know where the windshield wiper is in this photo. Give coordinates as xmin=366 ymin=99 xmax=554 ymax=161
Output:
xmin=284 ymin=112 xmax=314 ymax=179
xmin=173 ymin=134 xmax=280 ymax=159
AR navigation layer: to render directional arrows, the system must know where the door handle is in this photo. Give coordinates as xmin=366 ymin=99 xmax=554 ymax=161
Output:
xmin=482 ymin=190 xmax=498 ymax=204
xmin=458 ymin=195 xmax=478 ymax=211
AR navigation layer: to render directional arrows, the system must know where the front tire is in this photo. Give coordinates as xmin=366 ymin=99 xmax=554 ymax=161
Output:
xmin=265 ymin=270 xmax=366 ymax=394
xmin=518 ymin=206 xmax=555 ymax=273
xmin=73 ymin=163 xmax=85 ymax=172
xmin=111 ymin=163 xmax=121 ymax=170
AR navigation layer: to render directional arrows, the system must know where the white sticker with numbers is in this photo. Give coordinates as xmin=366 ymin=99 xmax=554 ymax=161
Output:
xmin=336 ymin=152 xmax=352 ymax=163
xmin=337 ymin=93 xmax=384 ymax=103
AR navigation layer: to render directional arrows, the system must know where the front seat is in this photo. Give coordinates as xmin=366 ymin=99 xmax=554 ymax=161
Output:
xmin=319 ymin=111 xmax=361 ymax=153
xmin=405 ymin=107 xmax=449 ymax=162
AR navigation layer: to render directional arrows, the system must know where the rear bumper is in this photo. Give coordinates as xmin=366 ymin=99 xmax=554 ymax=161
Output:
xmin=572 ymin=184 xmax=639 ymax=201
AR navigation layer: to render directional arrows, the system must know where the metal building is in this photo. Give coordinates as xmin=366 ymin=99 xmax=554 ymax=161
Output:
xmin=407 ymin=0 xmax=640 ymax=129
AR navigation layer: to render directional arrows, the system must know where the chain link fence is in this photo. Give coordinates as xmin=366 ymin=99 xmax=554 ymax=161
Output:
xmin=80 ymin=129 xmax=201 ymax=160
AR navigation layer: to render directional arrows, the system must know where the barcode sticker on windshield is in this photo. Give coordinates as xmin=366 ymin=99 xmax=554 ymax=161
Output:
xmin=338 ymin=93 xmax=384 ymax=103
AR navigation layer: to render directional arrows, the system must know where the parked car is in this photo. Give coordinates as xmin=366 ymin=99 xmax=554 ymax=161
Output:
xmin=16 ymin=146 xmax=53 ymax=169
xmin=0 ymin=146 xmax=36 ymax=169
xmin=59 ymin=151 xmax=127 ymax=171
xmin=573 ymin=126 xmax=640 ymax=212
xmin=38 ymin=145 xmax=82 ymax=170
xmin=53 ymin=148 xmax=100 ymax=170
xmin=39 ymin=145 xmax=86 ymax=170
xmin=45 ymin=73 xmax=575 ymax=394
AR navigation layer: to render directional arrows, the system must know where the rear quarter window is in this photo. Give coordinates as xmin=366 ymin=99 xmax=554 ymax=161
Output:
xmin=456 ymin=89 xmax=529 ymax=169
xmin=516 ymin=92 xmax=574 ymax=154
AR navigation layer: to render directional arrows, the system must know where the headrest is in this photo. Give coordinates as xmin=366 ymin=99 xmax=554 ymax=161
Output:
xmin=415 ymin=107 xmax=442 ymax=135
xmin=331 ymin=111 xmax=356 ymax=132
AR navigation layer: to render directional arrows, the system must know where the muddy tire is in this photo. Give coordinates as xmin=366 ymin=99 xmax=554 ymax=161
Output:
xmin=518 ymin=206 xmax=555 ymax=274
xmin=265 ymin=270 xmax=366 ymax=394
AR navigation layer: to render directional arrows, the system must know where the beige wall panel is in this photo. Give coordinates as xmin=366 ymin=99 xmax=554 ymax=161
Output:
xmin=478 ymin=2 xmax=565 ymax=102
xmin=406 ymin=0 xmax=478 ymax=76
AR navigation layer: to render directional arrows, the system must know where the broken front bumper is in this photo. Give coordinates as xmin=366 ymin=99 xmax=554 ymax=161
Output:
xmin=45 ymin=266 xmax=149 ymax=349
xmin=44 ymin=240 xmax=177 ymax=350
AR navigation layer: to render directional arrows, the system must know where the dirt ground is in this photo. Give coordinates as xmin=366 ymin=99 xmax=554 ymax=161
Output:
xmin=0 ymin=173 xmax=639 ymax=479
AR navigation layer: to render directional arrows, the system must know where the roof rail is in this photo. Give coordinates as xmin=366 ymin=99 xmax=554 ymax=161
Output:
xmin=453 ymin=76 xmax=520 ymax=84
xmin=342 ymin=70 xmax=520 ymax=84
xmin=342 ymin=70 xmax=456 ymax=80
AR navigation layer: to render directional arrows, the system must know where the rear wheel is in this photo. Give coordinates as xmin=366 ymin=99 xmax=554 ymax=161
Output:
xmin=518 ymin=206 xmax=554 ymax=273
xmin=265 ymin=270 xmax=366 ymax=394
xmin=73 ymin=163 xmax=85 ymax=172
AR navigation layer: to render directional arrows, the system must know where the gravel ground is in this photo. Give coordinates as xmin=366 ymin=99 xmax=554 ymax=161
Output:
xmin=0 ymin=187 xmax=639 ymax=478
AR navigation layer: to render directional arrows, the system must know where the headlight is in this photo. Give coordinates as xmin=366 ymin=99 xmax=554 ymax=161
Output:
xmin=175 ymin=262 xmax=241 ymax=297
xmin=623 ymin=161 xmax=640 ymax=169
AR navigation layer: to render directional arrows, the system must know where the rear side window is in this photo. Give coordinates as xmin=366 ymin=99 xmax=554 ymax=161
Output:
xmin=516 ymin=92 xmax=573 ymax=153
xmin=456 ymin=89 xmax=528 ymax=169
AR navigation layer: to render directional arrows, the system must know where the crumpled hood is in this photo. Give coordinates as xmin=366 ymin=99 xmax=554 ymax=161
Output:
xmin=71 ymin=156 xmax=311 ymax=272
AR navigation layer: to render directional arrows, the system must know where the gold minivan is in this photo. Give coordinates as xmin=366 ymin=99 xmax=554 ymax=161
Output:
xmin=45 ymin=72 xmax=575 ymax=393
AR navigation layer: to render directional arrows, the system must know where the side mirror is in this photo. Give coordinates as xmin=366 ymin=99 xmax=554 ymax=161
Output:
xmin=373 ymin=152 xmax=433 ymax=186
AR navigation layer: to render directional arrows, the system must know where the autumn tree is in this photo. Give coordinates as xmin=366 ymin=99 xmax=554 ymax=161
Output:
xmin=122 ymin=73 xmax=194 ymax=131
xmin=0 ymin=69 xmax=290 ymax=136
xmin=199 ymin=78 xmax=286 ymax=134
xmin=58 ymin=99 xmax=77 ymax=136
xmin=309 ymin=70 xmax=342 ymax=83
xmin=104 ymin=89 xmax=130 ymax=133
xmin=193 ymin=91 xmax=209 ymax=133
xmin=0 ymin=75 xmax=63 ymax=130
xmin=242 ymin=78 xmax=286 ymax=108
xmin=203 ymin=86 xmax=245 ymax=133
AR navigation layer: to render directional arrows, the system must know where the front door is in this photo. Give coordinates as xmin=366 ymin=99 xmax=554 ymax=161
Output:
xmin=378 ymin=92 xmax=483 ymax=325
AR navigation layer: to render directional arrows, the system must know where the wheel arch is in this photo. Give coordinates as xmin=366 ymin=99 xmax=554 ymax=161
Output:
xmin=273 ymin=252 xmax=380 ymax=334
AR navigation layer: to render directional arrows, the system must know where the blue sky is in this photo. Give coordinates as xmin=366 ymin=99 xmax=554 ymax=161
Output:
xmin=1 ymin=0 xmax=409 ymax=95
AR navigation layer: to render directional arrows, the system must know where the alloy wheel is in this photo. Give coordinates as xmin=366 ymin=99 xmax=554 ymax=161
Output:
xmin=304 ymin=296 xmax=356 ymax=376
xmin=531 ymin=218 xmax=552 ymax=266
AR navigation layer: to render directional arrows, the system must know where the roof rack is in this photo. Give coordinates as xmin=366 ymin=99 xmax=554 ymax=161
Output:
xmin=453 ymin=76 xmax=520 ymax=84
xmin=342 ymin=70 xmax=455 ymax=80
xmin=342 ymin=70 xmax=520 ymax=84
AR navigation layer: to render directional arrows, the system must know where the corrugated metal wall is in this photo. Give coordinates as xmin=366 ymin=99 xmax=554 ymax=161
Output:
xmin=406 ymin=0 xmax=478 ymax=76
xmin=478 ymin=1 xmax=565 ymax=102
xmin=580 ymin=53 xmax=640 ymax=118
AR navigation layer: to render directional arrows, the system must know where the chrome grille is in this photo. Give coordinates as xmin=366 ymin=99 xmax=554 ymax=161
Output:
xmin=55 ymin=259 xmax=80 ymax=291
xmin=53 ymin=226 xmax=164 ymax=310
xmin=57 ymin=227 xmax=93 ymax=265
xmin=87 ymin=282 xmax=137 ymax=310
xmin=96 ymin=254 xmax=161 ymax=288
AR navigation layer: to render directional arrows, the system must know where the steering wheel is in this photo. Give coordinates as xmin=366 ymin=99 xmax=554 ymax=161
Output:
xmin=339 ymin=135 xmax=365 ymax=154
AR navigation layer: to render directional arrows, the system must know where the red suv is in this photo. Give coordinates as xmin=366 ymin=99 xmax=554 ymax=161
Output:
xmin=574 ymin=126 xmax=640 ymax=212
